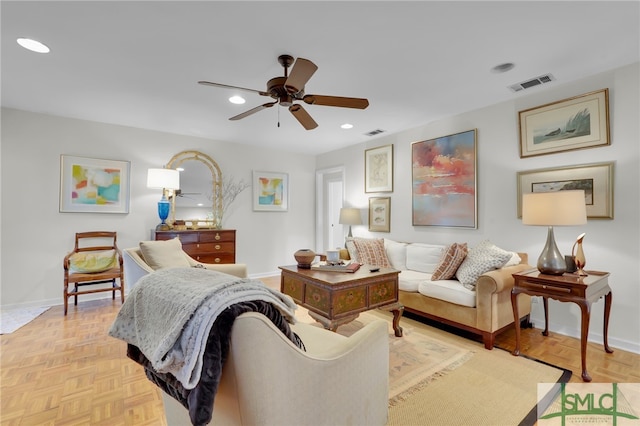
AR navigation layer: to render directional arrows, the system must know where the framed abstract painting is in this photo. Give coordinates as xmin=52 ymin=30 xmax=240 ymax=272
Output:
xmin=411 ymin=129 xmax=477 ymax=228
xmin=59 ymin=155 xmax=130 ymax=213
xmin=253 ymin=171 xmax=288 ymax=212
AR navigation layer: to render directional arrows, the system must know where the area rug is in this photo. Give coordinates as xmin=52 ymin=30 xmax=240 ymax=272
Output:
xmin=295 ymin=308 xmax=474 ymax=404
xmin=0 ymin=306 xmax=50 ymax=334
xmin=297 ymin=308 xmax=571 ymax=426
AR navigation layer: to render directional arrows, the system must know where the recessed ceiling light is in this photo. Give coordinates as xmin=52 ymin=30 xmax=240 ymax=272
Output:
xmin=229 ymin=96 xmax=245 ymax=104
xmin=341 ymin=123 xmax=353 ymax=129
xmin=491 ymin=62 xmax=515 ymax=73
xmin=17 ymin=38 xmax=50 ymax=53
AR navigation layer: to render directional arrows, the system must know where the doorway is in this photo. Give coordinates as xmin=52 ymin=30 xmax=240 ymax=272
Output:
xmin=315 ymin=166 xmax=345 ymax=253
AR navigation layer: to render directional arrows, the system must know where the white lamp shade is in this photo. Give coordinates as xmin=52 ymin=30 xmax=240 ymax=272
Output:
xmin=339 ymin=208 xmax=362 ymax=225
xmin=147 ymin=168 xmax=180 ymax=190
xmin=522 ymin=190 xmax=587 ymax=226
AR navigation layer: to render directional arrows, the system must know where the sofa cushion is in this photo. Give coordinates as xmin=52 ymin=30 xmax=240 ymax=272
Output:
xmin=431 ymin=243 xmax=468 ymax=280
xmin=418 ymin=279 xmax=476 ymax=308
xmin=352 ymin=238 xmax=391 ymax=268
xmin=455 ymin=240 xmax=512 ymax=289
xmin=405 ymin=243 xmax=446 ymax=274
xmin=398 ymin=269 xmax=429 ymax=292
xmin=504 ymin=252 xmax=522 ymax=267
xmin=384 ymin=239 xmax=407 ymax=270
xmin=139 ymin=238 xmax=191 ymax=270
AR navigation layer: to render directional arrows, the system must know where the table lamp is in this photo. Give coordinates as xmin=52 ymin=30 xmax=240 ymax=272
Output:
xmin=147 ymin=168 xmax=180 ymax=231
xmin=522 ymin=190 xmax=587 ymax=275
xmin=339 ymin=207 xmax=362 ymax=238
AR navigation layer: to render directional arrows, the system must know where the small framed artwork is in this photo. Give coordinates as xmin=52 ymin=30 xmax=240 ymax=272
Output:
xmin=517 ymin=162 xmax=614 ymax=219
xmin=253 ymin=171 xmax=288 ymax=212
xmin=59 ymin=155 xmax=130 ymax=213
xmin=518 ymin=88 xmax=610 ymax=158
xmin=411 ymin=129 xmax=477 ymax=228
xmin=365 ymin=144 xmax=393 ymax=193
xmin=368 ymin=197 xmax=391 ymax=232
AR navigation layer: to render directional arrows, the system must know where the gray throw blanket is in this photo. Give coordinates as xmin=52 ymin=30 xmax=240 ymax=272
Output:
xmin=108 ymin=267 xmax=297 ymax=389
xmin=127 ymin=300 xmax=305 ymax=426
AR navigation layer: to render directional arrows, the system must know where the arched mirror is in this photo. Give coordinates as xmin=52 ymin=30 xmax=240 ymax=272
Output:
xmin=166 ymin=150 xmax=222 ymax=228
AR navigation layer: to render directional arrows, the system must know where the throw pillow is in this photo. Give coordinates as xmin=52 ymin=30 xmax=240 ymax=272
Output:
xmin=352 ymin=238 xmax=391 ymax=268
xmin=69 ymin=250 xmax=117 ymax=273
xmin=455 ymin=240 xmax=512 ymax=289
xmin=139 ymin=237 xmax=191 ymax=270
xmin=431 ymin=243 xmax=468 ymax=280
xmin=345 ymin=238 xmax=359 ymax=263
xmin=384 ymin=238 xmax=408 ymax=270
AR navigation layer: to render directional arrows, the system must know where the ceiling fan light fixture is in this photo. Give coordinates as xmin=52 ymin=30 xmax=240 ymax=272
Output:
xmin=17 ymin=37 xmax=50 ymax=53
xmin=229 ymin=95 xmax=245 ymax=104
xmin=341 ymin=123 xmax=353 ymax=129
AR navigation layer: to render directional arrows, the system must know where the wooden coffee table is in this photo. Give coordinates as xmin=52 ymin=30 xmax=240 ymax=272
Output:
xmin=279 ymin=264 xmax=403 ymax=336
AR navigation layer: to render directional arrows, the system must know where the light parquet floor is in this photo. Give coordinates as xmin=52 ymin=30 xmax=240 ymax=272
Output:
xmin=1 ymin=276 xmax=638 ymax=425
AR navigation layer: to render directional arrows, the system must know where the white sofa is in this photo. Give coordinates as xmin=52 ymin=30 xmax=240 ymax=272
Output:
xmin=346 ymin=238 xmax=532 ymax=349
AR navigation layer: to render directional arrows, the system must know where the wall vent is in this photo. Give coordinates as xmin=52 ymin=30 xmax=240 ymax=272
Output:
xmin=508 ymin=73 xmax=555 ymax=92
xmin=364 ymin=129 xmax=385 ymax=137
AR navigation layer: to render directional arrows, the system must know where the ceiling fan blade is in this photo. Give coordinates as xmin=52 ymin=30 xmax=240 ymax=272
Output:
xmin=284 ymin=58 xmax=318 ymax=94
xmin=302 ymin=94 xmax=369 ymax=109
xmin=289 ymin=104 xmax=318 ymax=130
xmin=229 ymin=102 xmax=276 ymax=121
xmin=198 ymin=81 xmax=270 ymax=97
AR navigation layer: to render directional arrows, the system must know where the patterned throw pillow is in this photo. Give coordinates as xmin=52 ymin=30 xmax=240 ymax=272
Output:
xmin=455 ymin=240 xmax=512 ymax=289
xmin=431 ymin=243 xmax=468 ymax=280
xmin=345 ymin=238 xmax=359 ymax=263
xmin=352 ymin=238 xmax=391 ymax=268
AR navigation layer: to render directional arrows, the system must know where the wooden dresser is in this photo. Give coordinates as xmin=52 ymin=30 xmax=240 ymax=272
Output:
xmin=154 ymin=229 xmax=236 ymax=264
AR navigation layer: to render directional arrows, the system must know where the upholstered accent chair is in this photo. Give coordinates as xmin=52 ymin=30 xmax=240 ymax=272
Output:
xmin=123 ymin=237 xmax=247 ymax=287
xmin=162 ymin=312 xmax=390 ymax=425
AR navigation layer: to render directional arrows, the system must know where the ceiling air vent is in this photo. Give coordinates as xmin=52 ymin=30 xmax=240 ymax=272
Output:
xmin=508 ymin=74 xmax=555 ymax=92
xmin=364 ymin=129 xmax=385 ymax=137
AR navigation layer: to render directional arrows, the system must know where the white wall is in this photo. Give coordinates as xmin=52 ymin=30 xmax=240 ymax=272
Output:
xmin=1 ymin=109 xmax=317 ymax=307
xmin=317 ymin=63 xmax=640 ymax=353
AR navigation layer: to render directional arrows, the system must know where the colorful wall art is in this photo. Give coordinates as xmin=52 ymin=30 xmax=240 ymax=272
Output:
xmin=253 ymin=171 xmax=288 ymax=211
xmin=59 ymin=155 xmax=130 ymax=213
xmin=411 ymin=129 xmax=477 ymax=228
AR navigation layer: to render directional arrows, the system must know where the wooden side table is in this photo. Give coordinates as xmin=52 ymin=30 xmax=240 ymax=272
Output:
xmin=511 ymin=269 xmax=613 ymax=382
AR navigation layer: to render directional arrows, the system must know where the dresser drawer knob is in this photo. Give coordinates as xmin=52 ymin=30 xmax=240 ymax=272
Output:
xmin=214 ymin=258 xmax=221 ymax=263
xmin=215 ymin=244 xmax=221 ymax=250
xmin=215 ymin=233 xmax=221 ymax=240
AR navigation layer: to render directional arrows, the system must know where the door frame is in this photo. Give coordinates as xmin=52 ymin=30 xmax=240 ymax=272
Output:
xmin=315 ymin=166 xmax=345 ymax=253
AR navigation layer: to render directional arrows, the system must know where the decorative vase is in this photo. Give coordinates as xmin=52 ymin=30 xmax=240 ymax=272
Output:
xmin=294 ymin=249 xmax=316 ymax=269
xmin=571 ymin=232 xmax=587 ymax=276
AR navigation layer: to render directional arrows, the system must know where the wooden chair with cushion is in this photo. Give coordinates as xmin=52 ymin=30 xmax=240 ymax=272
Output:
xmin=63 ymin=231 xmax=124 ymax=315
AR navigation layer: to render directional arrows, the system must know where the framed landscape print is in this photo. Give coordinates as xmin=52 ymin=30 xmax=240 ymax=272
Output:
xmin=516 ymin=162 xmax=614 ymax=219
xmin=368 ymin=197 xmax=390 ymax=232
xmin=411 ymin=129 xmax=477 ymax=228
xmin=365 ymin=144 xmax=393 ymax=193
xmin=253 ymin=171 xmax=288 ymax=211
xmin=59 ymin=155 xmax=130 ymax=213
xmin=518 ymin=88 xmax=610 ymax=158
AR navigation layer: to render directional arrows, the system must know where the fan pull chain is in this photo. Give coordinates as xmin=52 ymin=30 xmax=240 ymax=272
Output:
xmin=277 ymin=104 xmax=280 ymax=128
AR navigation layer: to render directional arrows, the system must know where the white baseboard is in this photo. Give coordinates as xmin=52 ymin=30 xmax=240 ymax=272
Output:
xmin=529 ymin=315 xmax=640 ymax=355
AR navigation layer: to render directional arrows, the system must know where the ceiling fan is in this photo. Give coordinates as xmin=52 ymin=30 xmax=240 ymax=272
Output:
xmin=198 ymin=55 xmax=369 ymax=130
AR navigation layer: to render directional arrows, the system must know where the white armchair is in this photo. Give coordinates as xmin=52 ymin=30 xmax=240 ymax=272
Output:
xmin=123 ymin=244 xmax=247 ymax=289
xmin=162 ymin=312 xmax=390 ymax=426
